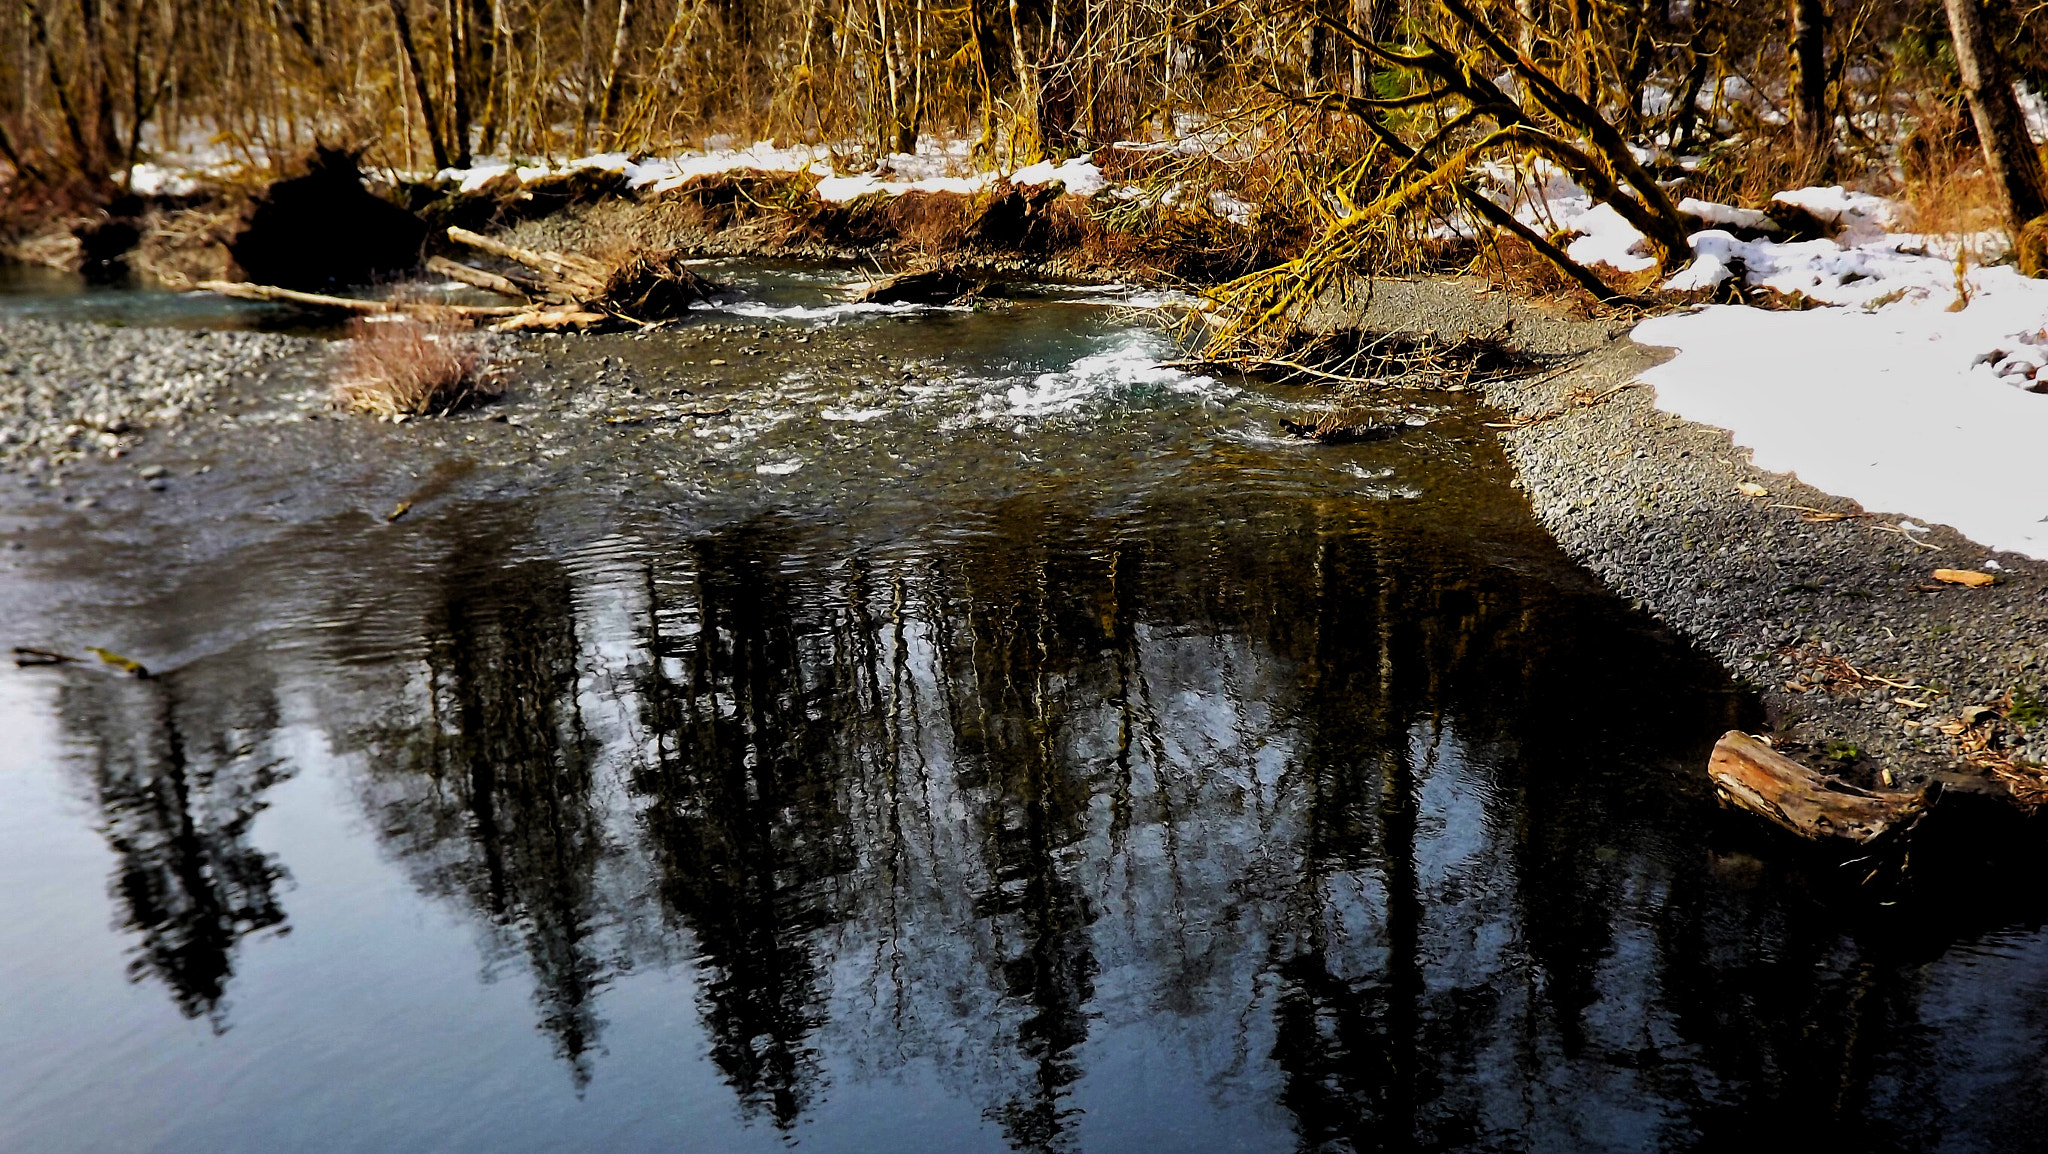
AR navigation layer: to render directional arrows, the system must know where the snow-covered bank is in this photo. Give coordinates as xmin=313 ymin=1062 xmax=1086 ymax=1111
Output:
xmin=1495 ymin=162 xmax=2048 ymax=560
xmin=1635 ymin=293 xmax=2048 ymax=560
xmin=430 ymin=137 xmax=1111 ymax=202
xmin=1628 ymin=196 xmax=2048 ymax=560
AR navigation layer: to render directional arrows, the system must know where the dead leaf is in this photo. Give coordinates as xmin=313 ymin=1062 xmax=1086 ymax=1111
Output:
xmin=1736 ymin=481 xmax=1770 ymax=498
xmin=1933 ymin=568 xmax=1995 ymax=587
xmin=87 ymin=647 xmax=148 ymax=677
xmin=386 ymin=501 xmax=412 ymax=523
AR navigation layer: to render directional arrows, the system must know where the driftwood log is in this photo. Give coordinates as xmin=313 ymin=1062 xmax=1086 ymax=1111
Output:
xmin=196 ymin=280 xmax=526 ymax=317
xmin=1709 ymin=731 xmax=1932 ymax=846
xmin=425 ymin=255 xmax=531 ymax=300
xmin=849 ymin=265 xmax=980 ymax=306
xmin=198 ymin=229 xmax=720 ymax=332
xmin=445 ymin=226 xmax=608 ymax=300
xmin=444 ymin=227 xmax=722 ymax=329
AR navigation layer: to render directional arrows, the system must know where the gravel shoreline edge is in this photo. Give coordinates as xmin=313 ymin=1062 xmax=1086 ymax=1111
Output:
xmin=1329 ymin=275 xmax=2048 ymax=806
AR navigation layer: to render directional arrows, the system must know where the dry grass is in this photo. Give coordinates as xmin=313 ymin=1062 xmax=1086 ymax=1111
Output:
xmin=1901 ymin=167 xmax=2005 ymax=246
xmin=333 ymin=316 xmax=501 ymax=418
xmin=1468 ymin=231 xmax=1605 ymax=304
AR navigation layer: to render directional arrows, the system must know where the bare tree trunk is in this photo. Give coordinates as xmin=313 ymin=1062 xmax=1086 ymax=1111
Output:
xmin=477 ymin=0 xmax=503 ymax=153
xmin=1008 ymin=0 xmax=1038 ymax=159
xmin=1789 ymin=0 xmax=1829 ymax=177
xmin=875 ymin=0 xmax=906 ymax=153
xmin=445 ymin=0 xmax=474 ymax=165
xmin=576 ymin=0 xmax=594 ymax=149
xmin=598 ymin=0 xmax=635 ymax=137
xmin=1349 ymin=0 xmax=1374 ymax=93
xmin=80 ymin=0 xmax=123 ymax=163
xmin=1942 ymin=0 xmax=2048 ymax=233
xmin=24 ymin=0 xmax=97 ymax=170
xmin=387 ymin=0 xmax=450 ymax=169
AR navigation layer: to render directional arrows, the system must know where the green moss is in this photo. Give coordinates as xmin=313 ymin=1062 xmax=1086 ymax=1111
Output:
xmin=2009 ymin=685 xmax=2046 ymax=731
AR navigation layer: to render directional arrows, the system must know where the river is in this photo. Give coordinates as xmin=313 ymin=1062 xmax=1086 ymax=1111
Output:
xmin=2 ymin=261 xmax=2044 ymax=1152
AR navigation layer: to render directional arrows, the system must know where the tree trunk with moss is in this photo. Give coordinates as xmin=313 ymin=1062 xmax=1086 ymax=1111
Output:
xmin=1942 ymin=0 xmax=2048 ymax=274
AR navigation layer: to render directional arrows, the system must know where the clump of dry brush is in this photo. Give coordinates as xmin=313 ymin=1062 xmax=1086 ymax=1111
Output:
xmin=333 ymin=316 xmax=502 ymax=418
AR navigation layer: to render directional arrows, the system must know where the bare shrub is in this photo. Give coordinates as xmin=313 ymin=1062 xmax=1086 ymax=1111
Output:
xmin=333 ymin=317 xmax=501 ymax=418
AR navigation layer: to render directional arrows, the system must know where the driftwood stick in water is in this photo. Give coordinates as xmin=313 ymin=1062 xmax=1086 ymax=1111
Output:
xmin=196 ymin=281 xmax=529 ymax=318
xmin=444 ymin=227 xmax=608 ymax=294
xmin=425 ymin=256 xmax=530 ymax=300
xmin=199 ymin=279 xmax=391 ymax=311
xmin=1708 ymin=730 xmax=1932 ymax=846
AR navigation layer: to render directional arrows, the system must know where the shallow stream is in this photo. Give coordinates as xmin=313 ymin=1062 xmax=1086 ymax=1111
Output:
xmin=3 ymin=262 xmax=2046 ymax=1152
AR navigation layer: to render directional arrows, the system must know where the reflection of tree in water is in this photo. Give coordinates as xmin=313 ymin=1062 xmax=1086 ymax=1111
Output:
xmin=351 ymin=549 xmax=612 ymax=1086
xmin=609 ymin=491 xmax=1762 ymax=1149
xmin=632 ymin=520 xmax=850 ymax=1127
xmin=95 ymin=464 xmax=1989 ymax=1148
xmin=58 ymin=660 xmax=290 ymax=1028
xmin=947 ymin=520 xmax=1101 ymax=1153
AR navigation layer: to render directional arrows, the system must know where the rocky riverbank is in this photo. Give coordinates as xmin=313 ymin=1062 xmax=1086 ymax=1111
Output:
xmin=1323 ymin=276 xmax=2048 ymax=806
xmin=0 ymin=318 xmax=315 ymax=476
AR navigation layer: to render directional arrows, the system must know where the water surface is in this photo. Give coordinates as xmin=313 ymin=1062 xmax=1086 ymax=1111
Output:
xmin=3 ymin=267 xmax=2045 ymax=1152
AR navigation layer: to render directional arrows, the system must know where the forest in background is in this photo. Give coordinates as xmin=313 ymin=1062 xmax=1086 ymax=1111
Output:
xmin=1 ymin=0 xmax=2045 ymax=294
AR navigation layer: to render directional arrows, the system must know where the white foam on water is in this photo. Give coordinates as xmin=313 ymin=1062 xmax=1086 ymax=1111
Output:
xmin=755 ymin=459 xmax=805 ymax=475
xmin=718 ymin=300 xmax=958 ymax=323
xmin=1002 ymin=334 xmax=1215 ymax=417
xmin=822 ymin=407 xmax=891 ymax=422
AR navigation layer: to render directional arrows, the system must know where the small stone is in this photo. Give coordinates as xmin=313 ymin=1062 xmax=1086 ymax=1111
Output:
xmin=137 ymin=464 xmax=168 ymax=480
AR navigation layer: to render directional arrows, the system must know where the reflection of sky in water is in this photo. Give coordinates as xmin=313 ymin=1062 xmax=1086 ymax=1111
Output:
xmin=1 ymin=277 xmax=2046 ymax=1152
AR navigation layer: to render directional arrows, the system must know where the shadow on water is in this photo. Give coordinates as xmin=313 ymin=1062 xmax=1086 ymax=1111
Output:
xmin=28 ymin=465 xmax=2048 ymax=1151
xmin=55 ymin=661 xmax=292 ymax=1027
xmin=9 ymin=284 xmax=2048 ymax=1151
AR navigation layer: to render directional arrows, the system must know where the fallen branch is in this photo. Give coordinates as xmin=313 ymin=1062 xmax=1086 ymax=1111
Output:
xmin=197 ymin=280 xmax=526 ymax=317
xmin=1770 ymin=503 xmax=1871 ymax=523
xmin=1159 ymin=355 xmax=1405 ymax=386
xmin=445 ymin=226 xmax=608 ymax=298
xmin=425 ymin=255 xmax=532 ymax=300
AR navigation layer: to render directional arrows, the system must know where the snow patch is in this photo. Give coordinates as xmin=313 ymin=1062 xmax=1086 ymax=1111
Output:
xmin=430 ymin=136 xmax=1115 ymax=206
xmin=1768 ymin=185 xmax=1902 ymax=245
xmin=1677 ymin=197 xmax=1775 ymax=231
xmin=1563 ymin=202 xmax=1658 ymax=273
xmin=1009 ymin=155 xmax=1108 ymax=196
xmin=1634 ymin=262 xmax=2048 ymax=558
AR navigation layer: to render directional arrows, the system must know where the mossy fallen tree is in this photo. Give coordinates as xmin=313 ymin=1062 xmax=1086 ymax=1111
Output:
xmin=1201 ymin=0 xmax=1696 ymax=362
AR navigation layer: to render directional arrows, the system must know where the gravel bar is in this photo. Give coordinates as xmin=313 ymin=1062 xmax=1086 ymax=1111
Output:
xmin=0 ymin=317 xmax=313 ymax=473
xmin=1328 ymin=276 xmax=2048 ymax=805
